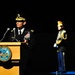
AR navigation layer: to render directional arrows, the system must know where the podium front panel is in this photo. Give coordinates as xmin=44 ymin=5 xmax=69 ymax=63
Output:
xmin=0 ymin=42 xmax=21 ymax=75
xmin=0 ymin=66 xmax=19 ymax=75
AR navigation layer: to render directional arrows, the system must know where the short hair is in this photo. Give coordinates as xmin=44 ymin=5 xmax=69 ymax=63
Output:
xmin=57 ymin=21 xmax=63 ymax=27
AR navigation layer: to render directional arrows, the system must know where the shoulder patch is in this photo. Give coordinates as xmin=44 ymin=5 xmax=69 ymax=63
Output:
xmin=31 ymin=30 xmax=34 ymax=32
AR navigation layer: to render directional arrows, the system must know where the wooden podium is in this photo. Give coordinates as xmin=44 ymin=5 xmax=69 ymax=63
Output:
xmin=0 ymin=42 xmax=22 ymax=75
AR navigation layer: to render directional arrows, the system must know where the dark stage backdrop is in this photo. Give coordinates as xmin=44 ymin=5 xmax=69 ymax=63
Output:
xmin=0 ymin=13 xmax=75 ymax=73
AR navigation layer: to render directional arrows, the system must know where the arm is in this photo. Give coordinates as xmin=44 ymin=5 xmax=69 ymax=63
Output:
xmin=56 ymin=30 xmax=67 ymax=45
xmin=53 ymin=30 xmax=67 ymax=48
xmin=24 ymin=30 xmax=36 ymax=50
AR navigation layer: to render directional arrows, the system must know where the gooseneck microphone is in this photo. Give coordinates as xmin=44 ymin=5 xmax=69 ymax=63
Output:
xmin=0 ymin=28 xmax=10 ymax=42
xmin=12 ymin=28 xmax=19 ymax=42
xmin=13 ymin=28 xmax=16 ymax=38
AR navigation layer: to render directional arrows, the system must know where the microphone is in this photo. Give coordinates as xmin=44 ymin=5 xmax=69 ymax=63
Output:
xmin=11 ymin=28 xmax=19 ymax=42
xmin=0 ymin=28 xmax=10 ymax=42
xmin=13 ymin=28 xmax=16 ymax=37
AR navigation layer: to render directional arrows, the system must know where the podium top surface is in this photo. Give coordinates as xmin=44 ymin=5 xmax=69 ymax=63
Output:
xmin=0 ymin=42 xmax=22 ymax=45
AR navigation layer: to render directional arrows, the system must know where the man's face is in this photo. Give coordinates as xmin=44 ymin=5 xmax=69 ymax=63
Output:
xmin=16 ymin=21 xmax=26 ymax=29
xmin=57 ymin=26 xmax=62 ymax=30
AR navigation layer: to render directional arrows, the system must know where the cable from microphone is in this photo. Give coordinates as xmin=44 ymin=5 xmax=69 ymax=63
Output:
xmin=0 ymin=28 xmax=10 ymax=42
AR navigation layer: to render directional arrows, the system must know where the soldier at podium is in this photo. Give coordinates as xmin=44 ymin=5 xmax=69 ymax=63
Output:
xmin=8 ymin=14 xmax=35 ymax=50
xmin=8 ymin=14 xmax=36 ymax=75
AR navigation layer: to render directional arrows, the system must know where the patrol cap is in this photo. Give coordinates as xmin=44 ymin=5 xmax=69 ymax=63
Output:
xmin=15 ymin=14 xmax=26 ymax=22
xmin=57 ymin=21 xmax=63 ymax=27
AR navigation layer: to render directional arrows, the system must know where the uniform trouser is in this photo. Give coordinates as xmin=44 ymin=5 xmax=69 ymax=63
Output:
xmin=57 ymin=51 xmax=65 ymax=72
xmin=20 ymin=44 xmax=32 ymax=75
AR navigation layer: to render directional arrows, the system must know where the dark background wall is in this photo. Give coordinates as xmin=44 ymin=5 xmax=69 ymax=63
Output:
xmin=0 ymin=1 xmax=75 ymax=73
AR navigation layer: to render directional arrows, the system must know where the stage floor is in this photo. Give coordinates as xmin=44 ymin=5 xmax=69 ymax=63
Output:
xmin=50 ymin=71 xmax=75 ymax=75
xmin=25 ymin=71 xmax=75 ymax=75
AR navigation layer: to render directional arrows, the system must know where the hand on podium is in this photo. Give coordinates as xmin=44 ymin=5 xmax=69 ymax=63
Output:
xmin=24 ymin=40 xmax=28 ymax=45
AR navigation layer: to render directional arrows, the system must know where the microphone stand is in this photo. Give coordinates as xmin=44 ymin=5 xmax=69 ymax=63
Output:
xmin=0 ymin=28 xmax=10 ymax=42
